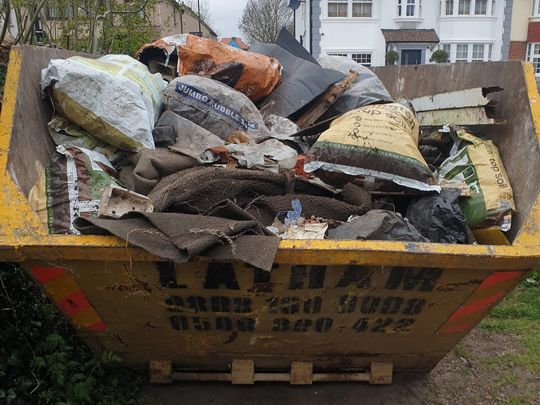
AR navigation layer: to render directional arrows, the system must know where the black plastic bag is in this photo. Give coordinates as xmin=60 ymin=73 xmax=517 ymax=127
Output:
xmin=406 ymin=189 xmax=469 ymax=244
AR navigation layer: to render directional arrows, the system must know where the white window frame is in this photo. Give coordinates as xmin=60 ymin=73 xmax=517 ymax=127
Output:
xmin=441 ymin=0 xmax=495 ymax=16
xmin=327 ymin=0 xmax=349 ymax=18
xmin=326 ymin=51 xmax=374 ymax=66
xmin=352 ymin=0 xmax=373 ymax=18
xmin=443 ymin=43 xmax=493 ymax=62
xmin=397 ymin=0 xmax=421 ymax=18
xmin=533 ymin=0 xmax=540 ymax=17
xmin=527 ymin=43 xmax=540 ymax=76
xmin=326 ymin=0 xmax=374 ymax=19
xmin=444 ymin=0 xmax=454 ymax=16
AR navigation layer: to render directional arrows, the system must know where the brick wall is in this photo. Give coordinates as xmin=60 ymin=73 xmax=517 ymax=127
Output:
xmin=509 ymin=41 xmax=527 ymax=60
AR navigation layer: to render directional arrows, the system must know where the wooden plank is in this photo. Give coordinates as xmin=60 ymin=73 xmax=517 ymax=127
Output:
xmin=231 ymin=359 xmax=254 ymax=384
xmin=149 ymin=360 xmax=172 ymax=384
xmin=295 ymin=70 xmax=358 ymax=129
xmin=290 ymin=361 xmax=313 ymax=385
xmin=369 ymin=362 xmax=393 ymax=385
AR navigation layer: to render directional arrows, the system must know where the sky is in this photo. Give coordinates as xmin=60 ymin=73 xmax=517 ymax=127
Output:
xmin=205 ymin=0 xmax=249 ymax=38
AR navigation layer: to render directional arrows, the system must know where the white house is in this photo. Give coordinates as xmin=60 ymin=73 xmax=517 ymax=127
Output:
xmin=293 ymin=0 xmax=507 ymax=66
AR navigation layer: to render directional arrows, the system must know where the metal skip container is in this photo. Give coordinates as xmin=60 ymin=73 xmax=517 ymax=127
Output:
xmin=0 ymin=45 xmax=539 ymax=384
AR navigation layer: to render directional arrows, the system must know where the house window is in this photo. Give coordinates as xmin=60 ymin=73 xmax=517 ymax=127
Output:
xmin=398 ymin=0 xmax=419 ymax=17
xmin=456 ymin=44 xmax=469 ymax=61
xmin=527 ymin=43 xmax=540 ymax=75
xmin=474 ymin=0 xmax=487 ymax=14
xmin=351 ymin=53 xmax=372 ymax=66
xmin=458 ymin=0 xmax=470 ymax=14
xmin=491 ymin=0 xmax=496 ymax=15
xmin=328 ymin=0 xmax=348 ymax=17
xmin=533 ymin=0 xmax=540 ymax=16
xmin=472 ymin=44 xmax=485 ymax=60
xmin=445 ymin=0 xmax=454 ymax=15
xmin=327 ymin=51 xmax=373 ymax=66
xmin=352 ymin=0 xmax=372 ymax=17
xmin=488 ymin=44 xmax=493 ymax=60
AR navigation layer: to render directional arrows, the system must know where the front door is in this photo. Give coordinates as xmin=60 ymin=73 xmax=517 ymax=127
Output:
xmin=401 ymin=49 xmax=422 ymax=65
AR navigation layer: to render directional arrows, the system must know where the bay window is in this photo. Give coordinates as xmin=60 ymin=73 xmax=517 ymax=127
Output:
xmin=445 ymin=0 xmax=454 ymax=15
xmin=458 ymin=0 xmax=471 ymax=15
xmin=474 ymin=0 xmax=487 ymax=14
xmin=527 ymin=43 xmax=540 ymax=75
xmin=455 ymin=44 xmax=469 ymax=61
xmin=442 ymin=43 xmax=493 ymax=62
xmin=533 ymin=0 xmax=540 ymax=16
xmin=472 ymin=44 xmax=485 ymax=61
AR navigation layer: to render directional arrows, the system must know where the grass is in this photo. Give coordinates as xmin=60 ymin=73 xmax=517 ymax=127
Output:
xmin=479 ymin=271 xmax=540 ymax=375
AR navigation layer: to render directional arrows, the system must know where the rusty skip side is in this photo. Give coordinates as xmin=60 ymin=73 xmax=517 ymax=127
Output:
xmin=23 ymin=259 xmax=527 ymax=373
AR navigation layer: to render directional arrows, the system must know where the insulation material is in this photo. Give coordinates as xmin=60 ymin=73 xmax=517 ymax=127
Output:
xmin=41 ymin=55 xmax=166 ymax=152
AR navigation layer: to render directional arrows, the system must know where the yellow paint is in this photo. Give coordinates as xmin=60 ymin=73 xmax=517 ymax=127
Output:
xmin=43 ymin=274 xmax=81 ymax=301
xmin=0 ymin=47 xmax=48 ymax=243
xmin=515 ymin=63 xmax=540 ymax=247
xmin=70 ymin=307 xmax=102 ymax=328
xmin=473 ymin=228 xmax=510 ymax=246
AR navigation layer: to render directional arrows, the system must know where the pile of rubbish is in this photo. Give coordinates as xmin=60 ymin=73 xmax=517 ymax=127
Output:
xmin=29 ymin=31 xmax=515 ymax=271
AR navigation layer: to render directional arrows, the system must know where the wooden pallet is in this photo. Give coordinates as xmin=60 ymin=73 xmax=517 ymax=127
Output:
xmin=149 ymin=360 xmax=393 ymax=385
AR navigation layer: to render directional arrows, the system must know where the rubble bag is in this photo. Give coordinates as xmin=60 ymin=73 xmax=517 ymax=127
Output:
xmin=304 ymin=103 xmax=438 ymax=191
xmin=137 ymin=34 xmax=281 ymax=102
xmin=162 ymin=75 xmax=271 ymax=142
xmin=438 ymin=129 xmax=516 ymax=230
xmin=28 ymin=145 xmax=121 ymax=234
xmin=41 ymin=55 xmax=166 ymax=152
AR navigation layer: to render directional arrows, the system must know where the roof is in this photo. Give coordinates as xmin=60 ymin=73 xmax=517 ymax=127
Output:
xmin=220 ymin=37 xmax=249 ymax=50
xmin=174 ymin=2 xmax=218 ymax=37
xmin=381 ymin=29 xmax=439 ymax=44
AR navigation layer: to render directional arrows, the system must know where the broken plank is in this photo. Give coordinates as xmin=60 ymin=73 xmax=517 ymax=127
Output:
xmin=295 ymin=70 xmax=358 ymax=129
xmin=417 ymin=107 xmax=507 ymax=127
xmin=411 ymin=87 xmax=502 ymax=112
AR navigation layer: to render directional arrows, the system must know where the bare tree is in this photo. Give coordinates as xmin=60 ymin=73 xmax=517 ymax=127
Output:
xmin=239 ymin=0 xmax=292 ymax=44
xmin=182 ymin=0 xmax=211 ymax=25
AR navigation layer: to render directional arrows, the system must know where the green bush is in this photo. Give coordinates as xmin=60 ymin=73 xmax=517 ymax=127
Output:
xmin=385 ymin=50 xmax=399 ymax=65
xmin=430 ymin=49 xmax=449 ymax=63
xmin=0 ymin=264 xmax=142 ymax=404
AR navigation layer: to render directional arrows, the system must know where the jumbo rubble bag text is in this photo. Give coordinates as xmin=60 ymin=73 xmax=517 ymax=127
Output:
xmin=163 ymin=75 xmax=270 ymax=142
xmin=438 ymin=129 xmax=515 ymax=230
xmin=41 ymin=55 xmax=166 ymax=152
xmin=304 ymin=103 xmax=439 ymax=191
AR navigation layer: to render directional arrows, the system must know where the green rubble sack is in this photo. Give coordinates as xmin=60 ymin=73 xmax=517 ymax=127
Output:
xmin=438 ymin=129 xmax=515 ymax=231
